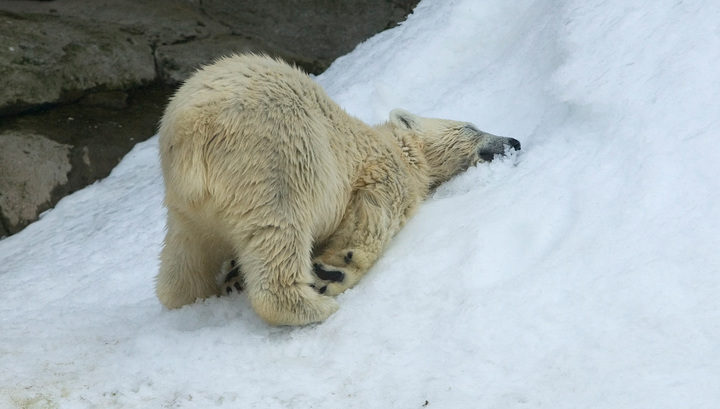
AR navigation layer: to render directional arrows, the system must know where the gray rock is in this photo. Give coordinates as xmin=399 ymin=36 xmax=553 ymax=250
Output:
xmin=0 ymin=11 xmax=156 ymax=116
xmin=155 ymin=34 xmax=307 ymax=84
xmin=0 ymin=0 xmax=220 ymax=49
xmin=0 ymin=84 xmax=169 ymax=238
xmin=0 ymin=0 xmax=419 ymax=117
xmin=201 ymin=0 xmax=420 ymax=70
xmin=0 ymin=131 xmax=71 ymax=236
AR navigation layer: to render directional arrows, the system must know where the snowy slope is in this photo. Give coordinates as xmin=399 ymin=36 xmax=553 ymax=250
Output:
xmin=2 ymin=0 xmax=719 ymax=408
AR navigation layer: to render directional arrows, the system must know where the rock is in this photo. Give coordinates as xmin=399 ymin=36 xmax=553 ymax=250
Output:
xmin=0 ymin=131 xmax=71 ymax=236
xmin=0 ymin=84 xmax=170 ymax=238
xmin=0 ymin=11 xmax=156 ymax=116
xmin=0 ymin=0 xmax=219 ymax=50
xmin=155 ymin=34 xmax=307 ymax=85
xmin=0 ymin=0 xmax=419 ymax=116
xmin=200 ymin=0 xmax=420 ymax=70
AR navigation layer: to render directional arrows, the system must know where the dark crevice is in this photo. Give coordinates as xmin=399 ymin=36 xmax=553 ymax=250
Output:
xmin=0 ymin=210 xmax=10 ymax=238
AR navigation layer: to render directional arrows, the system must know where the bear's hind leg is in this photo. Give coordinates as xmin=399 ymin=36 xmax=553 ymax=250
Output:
xmin=239 ymin=225 xmax=339 ymax=325
xmin=156 ymin=210 xmax=228 ymax=309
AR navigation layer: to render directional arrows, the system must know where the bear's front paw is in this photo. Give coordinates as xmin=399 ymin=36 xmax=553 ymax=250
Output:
xmin=310 ymin=263 xmax=345 ymax=295
xmin=217 ymin=259 xmax=245 ymax=295
xmin=311 ymin=250 xmax=362 ymax=296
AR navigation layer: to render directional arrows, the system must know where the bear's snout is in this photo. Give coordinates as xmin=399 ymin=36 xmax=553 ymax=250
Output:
xmin=478 ymin=137 xmax=521 ymax=162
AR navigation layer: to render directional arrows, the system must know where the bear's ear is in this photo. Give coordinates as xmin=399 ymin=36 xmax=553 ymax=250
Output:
xmin=390 ymin=109 xmax=422 ymax=131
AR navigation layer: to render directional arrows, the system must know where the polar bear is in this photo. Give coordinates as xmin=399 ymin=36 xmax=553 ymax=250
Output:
xmin=155 ymin=54 xmax=520 ymax=325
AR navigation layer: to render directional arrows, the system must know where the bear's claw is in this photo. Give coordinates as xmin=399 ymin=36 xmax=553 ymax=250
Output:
xmin=218 ymin=259 xmax=245 ymax=295
xmin=310 ymin=283 xmax=328 ymax=294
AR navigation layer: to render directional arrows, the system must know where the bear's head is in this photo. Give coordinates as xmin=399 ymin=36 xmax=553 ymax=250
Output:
xmin=390 ymin=109 xmax=521 ymax=189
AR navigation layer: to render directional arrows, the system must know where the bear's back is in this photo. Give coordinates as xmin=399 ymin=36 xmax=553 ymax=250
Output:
xmin=163 ymin=54 xmax=326 ymax=129
xmin=158 ymin=54 xmax=369 ymax=235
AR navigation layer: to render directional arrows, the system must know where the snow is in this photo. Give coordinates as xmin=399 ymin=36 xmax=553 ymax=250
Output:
xmin=2 ymin=0 xmax=719 ymax=407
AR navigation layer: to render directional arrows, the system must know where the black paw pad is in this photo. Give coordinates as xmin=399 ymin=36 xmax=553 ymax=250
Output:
xmin=225 ymin=281 xmax=243 ymax=294
xmin=309 ymin=283 xmax=328 ymax=294
xmin=223 ymin=263 xmax=243 ymax=293
xmin=224 ymin=265 xmax=241 ymax=283
xmin=313 ymin=263 xmax=345 ymax=282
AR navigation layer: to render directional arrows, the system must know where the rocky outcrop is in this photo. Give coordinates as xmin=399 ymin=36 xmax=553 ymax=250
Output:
xmin=155 ymin=34 xmax=304 ymax=85
xmin=0 ymin=11 xmax=155 ymax=116
xmin=0 ymin=0 xmax=419 ymax=114
xmin=200 ymin=0 xmax=420 ymax=73
xmin=0 ymin=84 xmax=171 ymax=237
xmin=0 ymin=0 xmax=419 ymax=238
xmin=0 ymin=132 xmax=71 ymax=236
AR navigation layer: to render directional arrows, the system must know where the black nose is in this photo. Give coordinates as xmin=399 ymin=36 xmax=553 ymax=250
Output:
xmin=508 ymin=138 xmax=521 ymax=151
